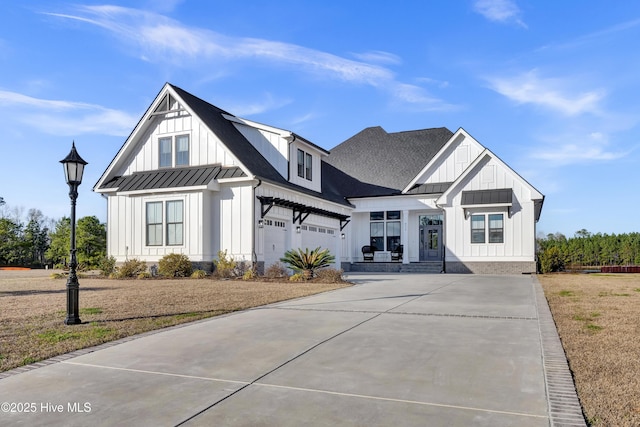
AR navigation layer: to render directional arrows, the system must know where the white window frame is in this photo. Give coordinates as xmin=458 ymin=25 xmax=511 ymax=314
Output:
xmin=297 ymin=148 xmax=312 ymax=181
xmin=145 ymin=199 xmax=185 ymax=247
xmin=470 ymin=213 xmax=504 ymax=244
xmin=158 ymin=134 xmax=190 ymax=168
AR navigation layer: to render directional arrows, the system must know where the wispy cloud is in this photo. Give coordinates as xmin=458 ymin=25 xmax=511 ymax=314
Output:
xmin=44 ymin=5 xmax=455 ymax=112
xmin=224 ymin=93 xmax=293 ymax=116
xmin=531 ymin=131 xmax=627 ymax=166
xmin=473 ymin=0 xmax=526 ymax=28
xmin=0 ymin=89 xmax=137 ymax=136
xmin=486 ymin=69 xmax=605 ymax=116
xmin=538 ymin=17 xmax=640 ymax=52
xmin=350 ymin=50 xmax=402 ymax=65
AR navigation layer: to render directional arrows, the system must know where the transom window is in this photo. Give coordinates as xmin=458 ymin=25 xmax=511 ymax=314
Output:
xmin=470 ymin=213 xmax=504 ymax=244
xmin=297 ymin=149 xmax=312 ymax=180
xmin=146 ymin=200 xmax=184 ymax=246
xmin=370 ymin=211 xmax=401 ymax=251
xmin=159 ymin=135 xmax=190 ymax=168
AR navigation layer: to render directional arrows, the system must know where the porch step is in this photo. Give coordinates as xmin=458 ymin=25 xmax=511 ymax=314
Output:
xmin=348 ymin=262 xmax=443 ymax=274
xmin=399 ymin=262 xmax=443 ymax=274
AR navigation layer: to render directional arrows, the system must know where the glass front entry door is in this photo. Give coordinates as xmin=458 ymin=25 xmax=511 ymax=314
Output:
xmin=419 ymin=215 xmax=443 ymax=261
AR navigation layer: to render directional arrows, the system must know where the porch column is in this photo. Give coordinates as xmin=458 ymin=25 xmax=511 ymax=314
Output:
xmin=402 ymin=210 xmax=409 ymax=264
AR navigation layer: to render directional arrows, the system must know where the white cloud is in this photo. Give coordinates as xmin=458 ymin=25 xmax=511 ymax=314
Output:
xmin=350 ymin=50 xmax=402 ymax=65
xmin=0 ymin=90 xmax=137 ymax=136
xmin=473 ymin=0 xmax=526 ymax=28
xmin=224 ymin=93 xmax=293 ymax=117
xmin=45 ymin=5 xmax=455 ymax=111
xmin=531 ymin=132 xmax=627 ymax=166
xmin=487 ymin=70 xmax=605 ymax=116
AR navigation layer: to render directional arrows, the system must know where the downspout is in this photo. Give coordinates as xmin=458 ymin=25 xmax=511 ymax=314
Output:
xmin=285 ymin=132 xmax=296 ymax=181
xmin=252 ymin=179 xmax=262 ymax=272
xmin=435 ymin=198 xmax=446 ymax=274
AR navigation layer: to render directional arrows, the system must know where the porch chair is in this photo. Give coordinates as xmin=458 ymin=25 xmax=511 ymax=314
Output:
xmin=391 ymin=244 xmax=403 ymax=262
xmin=361 ymin=245 xmax=375 ymax=262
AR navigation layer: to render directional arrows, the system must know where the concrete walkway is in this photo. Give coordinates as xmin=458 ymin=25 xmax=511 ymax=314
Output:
xmin=0 ymin=274 xmax=584 ymax=426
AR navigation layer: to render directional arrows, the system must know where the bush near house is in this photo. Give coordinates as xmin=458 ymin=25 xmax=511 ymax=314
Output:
xmin=213 ymin=250 xmax=236 ymax=278
xmin=113 ymin=258 xmax=147 ymax=279
xmin=280 ymin=247 xmax=335 ymax=280
xmin=158 ymin=253 xmax=193 ymax=278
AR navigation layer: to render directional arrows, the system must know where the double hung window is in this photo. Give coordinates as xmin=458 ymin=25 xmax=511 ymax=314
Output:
xmin=297 ymin=149 xmax=312 ymax=180
xmin=145 ymin=200 xmax=184 ymax=246
xmin=159 ymin=135 xmax=189 ymax=168
xmin=470 ymin=213 xmax=504 ymax=244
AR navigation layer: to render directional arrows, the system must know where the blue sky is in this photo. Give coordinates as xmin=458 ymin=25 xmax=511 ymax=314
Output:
xmin=1 ymin=0 xmax=639 ymax=237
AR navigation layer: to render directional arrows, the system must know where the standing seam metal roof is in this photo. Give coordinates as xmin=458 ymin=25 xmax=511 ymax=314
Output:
xmin=99 ymin=165 xmax=246 ymax=192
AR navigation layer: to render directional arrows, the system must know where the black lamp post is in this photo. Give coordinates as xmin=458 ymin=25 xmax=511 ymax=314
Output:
xmin=60 ymin=142 xmax=88 ymax=325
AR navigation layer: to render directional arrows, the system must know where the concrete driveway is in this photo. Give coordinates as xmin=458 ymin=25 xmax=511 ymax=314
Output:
xmin=0 ymin=274 xmax=584 ymax=426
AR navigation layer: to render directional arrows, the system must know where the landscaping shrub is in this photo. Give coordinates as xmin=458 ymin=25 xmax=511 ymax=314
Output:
xmin=213 ymin=250 xmax=236 ymax=278
xmin=242 ymin=268 xmax=257 ymax=280
xmin=280 ymin=247 xmax=335 ymax=279
xmin=265 ymin=262 xmax=289 ymax=279
xmin=191 ymin=269 xmax=207 ymax=279
xmin=115 ymin=258 xmax=147 ymax=279
xmin=98 ymin=255 xmax=117 ymax=277
xmin=158 ymin=253 xmax=193 ymax=278
xmin=289 ymin=273 xmax=305 ymax=282
xmin=313 ymin=268 xmax=344 ymax=283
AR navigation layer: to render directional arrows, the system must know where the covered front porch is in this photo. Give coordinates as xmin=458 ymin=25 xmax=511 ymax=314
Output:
xmin=347 ymin=206 xmax=445 ymax=264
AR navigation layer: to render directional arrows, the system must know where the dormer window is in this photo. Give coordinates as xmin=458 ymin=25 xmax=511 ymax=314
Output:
xmin=297 ymin=149 xmax=312 ymax=180
xmin=159 ymin=135 xmax=190 ymax=168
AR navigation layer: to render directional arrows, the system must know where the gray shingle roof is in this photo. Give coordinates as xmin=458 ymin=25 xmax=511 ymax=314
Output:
xmin=168 ymin=85 xmax=353 ymax=208
xmin=100 ymin=165 xmax=246 ymax=192
xmin=325 ymin=126 xmax=453 ymax=196
xmin=461 ymin=189 xmax=513 ymax=205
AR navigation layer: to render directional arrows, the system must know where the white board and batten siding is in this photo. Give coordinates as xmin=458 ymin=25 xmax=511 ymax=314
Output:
xmin=232 ymin=122 xmax=289 ymax=180
xmin=421 ymin=132 xmax=484 ymax=186
xmin=444 ymin=156 xmax=537 ymax=262
xmin=124 ymin=112 xmax=243 ymax=175
xmin=107 ymin=192 xmax=207 ymax=263
xmin=213 ymin=184 xmax=254 ymax=263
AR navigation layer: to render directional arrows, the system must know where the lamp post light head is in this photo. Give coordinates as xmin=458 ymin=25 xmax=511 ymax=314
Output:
xmin=60 ymin=141 xmax=88 ymax=186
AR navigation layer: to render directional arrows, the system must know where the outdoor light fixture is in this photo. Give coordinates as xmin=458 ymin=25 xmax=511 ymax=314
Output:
xmin=341 ymin=233 xmax=345 ymax=239
xmin=296 ymin=225 xmax=301 ymax=233
xmin=258 ymin=219 xmax=264 ymax=228
xmin=60 ymin=142 xmax=88 ymax=325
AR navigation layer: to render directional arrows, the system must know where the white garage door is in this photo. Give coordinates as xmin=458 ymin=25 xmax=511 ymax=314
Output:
xmin=263 ymin=219 xmax=287 ymax=269
xmin=301 ymin=225 xmax=338 ymax=261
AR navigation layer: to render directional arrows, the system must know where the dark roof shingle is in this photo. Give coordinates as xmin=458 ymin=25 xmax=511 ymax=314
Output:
xmin=325 ymin=126 xmax=453 ymax=196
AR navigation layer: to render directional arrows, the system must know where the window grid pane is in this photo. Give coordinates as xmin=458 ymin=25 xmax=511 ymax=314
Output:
xmin=471 ymin=214 xmax=485 ymax=244
xmin=146 ymin=202 xmax=163 ymax=246
xmin=166 ymin=201 xmax=183 ymax=246
xmin=305 ymin=152 xmax=312 ymax=180
xmin=488 ymin=214 xmax=504 ymax=243
xmin=386 ymin=221 xmax=401 ymax=251
xmin=175 ymin=135 xmax=189 ymax=166
xmin=297 ymin=149 xmax=305 ymax=178
xmin=159 ymin=138 xmax=172 ymax=168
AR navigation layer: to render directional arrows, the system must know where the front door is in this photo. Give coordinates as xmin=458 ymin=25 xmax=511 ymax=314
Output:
xmin=419 ymin=214 xmax=444 ymax=261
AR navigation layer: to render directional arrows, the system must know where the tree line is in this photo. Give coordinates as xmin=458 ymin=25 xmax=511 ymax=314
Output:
xmin=0 ymin=197 xmax=106 ymax=269
xmin=537 ymin=229 xmax=640 ymax=272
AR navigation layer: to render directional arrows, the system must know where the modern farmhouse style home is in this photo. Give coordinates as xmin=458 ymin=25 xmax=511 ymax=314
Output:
xmin=94 ymin=83 xmax=544 ymax=274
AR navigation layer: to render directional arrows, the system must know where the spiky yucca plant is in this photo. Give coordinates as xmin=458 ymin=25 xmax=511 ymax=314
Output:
xmin=280 ymin=247 xmax=335 ymax=279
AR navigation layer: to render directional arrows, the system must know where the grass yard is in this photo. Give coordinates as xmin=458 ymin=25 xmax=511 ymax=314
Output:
xmin=539 ymin=273 xmax=640 ymax=427
xmin=0 ymin=269 xmax=349 ymax=373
